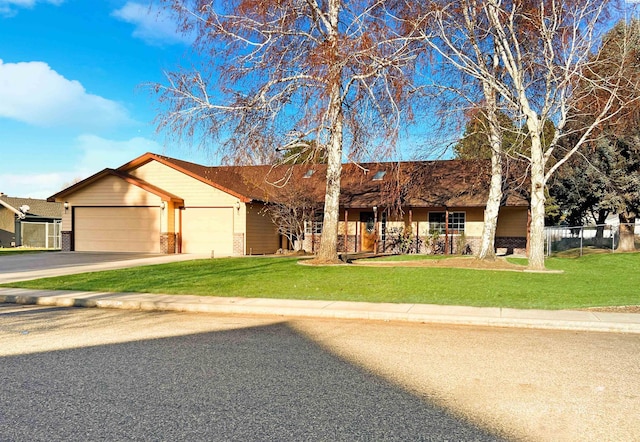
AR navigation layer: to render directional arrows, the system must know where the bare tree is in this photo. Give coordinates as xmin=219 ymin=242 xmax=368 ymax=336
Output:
xmin=260 ymin=185 xmax=320 ymax=252
xmin=154 ymin=0 xmax=417 ymax=263
xmin=409 ymin=0 xmax=635 ymax=269
xmin=403 ymin=1 xmax=513 ymax=261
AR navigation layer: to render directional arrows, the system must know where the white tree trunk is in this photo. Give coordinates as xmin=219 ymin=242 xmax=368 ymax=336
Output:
xmin=316 ymin=113 xmax=343 ymax=262
xmin=477 ymin=75 xmax=502 ymax=260
xmin=528 ymin=129 xmax=546 ymax=270
xmin=315 ymin=0 xmax=343 ymax=263
xmin=617 ymin=211 xmax=637 ymax=252
xmin=478 ymin=149 xmax=502 ymax=260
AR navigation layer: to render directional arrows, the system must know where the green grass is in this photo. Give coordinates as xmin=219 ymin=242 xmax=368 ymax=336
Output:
xmin=3 ymin=252 xmax=640 ymax=310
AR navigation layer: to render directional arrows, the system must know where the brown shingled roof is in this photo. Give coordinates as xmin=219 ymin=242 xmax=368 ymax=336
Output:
xmin=152 ymin=154 xmax=529 ymax=209
xmin=48 ymin=151 xmax=529 ymax=209
xmin=0 ymin=195 xmax=62 ymax=218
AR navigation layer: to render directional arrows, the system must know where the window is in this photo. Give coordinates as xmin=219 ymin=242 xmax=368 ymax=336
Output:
xmin=428 ymin=212 xmax=465 ymax=234
xmin=303 ymin=169 xmax=315 ymax=178
xmin=372 ymin=170 xmax=386 ymax=181
xmin=304 ymin=213 xmax=323 ymax=234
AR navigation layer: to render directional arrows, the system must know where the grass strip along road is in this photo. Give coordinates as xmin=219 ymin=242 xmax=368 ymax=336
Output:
xmin=4 ymin=252 xmax=639 ymax=310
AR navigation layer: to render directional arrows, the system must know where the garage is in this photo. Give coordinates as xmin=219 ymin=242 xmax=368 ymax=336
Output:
xmin=180 ymin=207 xmax=234 ymax=256
xmin=74 ymin=207 xmax=161 ymax=253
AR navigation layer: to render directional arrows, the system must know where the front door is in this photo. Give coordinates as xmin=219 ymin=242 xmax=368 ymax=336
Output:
xmin=360 ymin=212 xmax=376 ymax=252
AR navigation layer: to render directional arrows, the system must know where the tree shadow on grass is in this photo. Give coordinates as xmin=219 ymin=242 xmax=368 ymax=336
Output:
xmin=0 ymin=311 xmax=506 ymax=441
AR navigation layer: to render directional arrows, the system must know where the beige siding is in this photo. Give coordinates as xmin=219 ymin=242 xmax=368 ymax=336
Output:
xmin=335 ymin=206 xmax=526 ymax=241
xmin=245 ymin=203 xmax=279 ymax=254
xmin=0 ymin=212 xmax=14 ymax=234
xmin=497 ymin=207 xmax=528 ymax=237
xmin=337 ymin=209 xmax=364 ymax=235
xmin=60 ymin=175 xmax=162 ymax=232
xmin=131 ymin=161 xmax=238 ymax=206
xmin=379 ymin=208 xmax=484 ymax=238
xmin=464 ymin=208 xmax=485 ymax=237
xmin=130 ymin=161 xmax=246 ymax=252
xmin=75 ymin=207 xmax=161 ymax=253
xmin=336 ymin=207 xmax=487 ymax=239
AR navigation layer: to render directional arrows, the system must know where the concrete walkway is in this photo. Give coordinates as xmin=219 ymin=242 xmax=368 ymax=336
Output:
xmin=1 ymin=287 xmax=639 ymax=334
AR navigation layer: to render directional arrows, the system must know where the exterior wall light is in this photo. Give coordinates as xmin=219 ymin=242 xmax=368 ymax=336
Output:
xmin=64 ymin=201 xmax=69 ymax=211
xmin=235 ymin=201 xmax=241 ymax=211
xmin=160 ymin=201 xmax=166 ymax=210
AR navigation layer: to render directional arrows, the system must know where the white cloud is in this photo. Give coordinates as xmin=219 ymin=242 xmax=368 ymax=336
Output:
xmin=112 ymin=2 xmax=188 ymax=45
xmin=0 ymin=135 xmax=161 ymax=199
xmin=0 ymin=0 xmax=63 ymax=17
xmin=0 ymin=172 xmax=71 ymax=199
xmin=0 ymin=59 xmax=132 ymax=129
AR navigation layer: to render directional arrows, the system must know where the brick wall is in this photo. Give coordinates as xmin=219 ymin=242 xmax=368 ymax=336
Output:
xmin=495 ymin=236 xmax=527 ymax=255
xmin=61 ymin=231 xmax=72 ymax=252
xmin=233 ymin=233 xmax=244 ymax=255
xmin=160 ymin=233 xmax=176 ymax=254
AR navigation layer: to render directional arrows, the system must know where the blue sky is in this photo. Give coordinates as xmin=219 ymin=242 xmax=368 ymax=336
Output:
xmin=0 ymin=0 xmax=212 ymax=199
xmin=0 ymin=0 xmax=445 ymax=201
xmin=3 ymin=1 xmax=631 ymax=201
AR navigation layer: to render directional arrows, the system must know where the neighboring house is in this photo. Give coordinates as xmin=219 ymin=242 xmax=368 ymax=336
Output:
xmin=48 ymin=152 xmax=530 ymax=256
xmin=0 ymin=194 xmax=63 ymax=248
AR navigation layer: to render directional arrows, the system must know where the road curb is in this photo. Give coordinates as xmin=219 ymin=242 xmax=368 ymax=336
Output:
xmin=1 ymin=288 xmax=639 ymax=334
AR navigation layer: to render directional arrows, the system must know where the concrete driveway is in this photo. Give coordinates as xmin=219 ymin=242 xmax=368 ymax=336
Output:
xmin=0 ymin=252 xmax=208 ymax=284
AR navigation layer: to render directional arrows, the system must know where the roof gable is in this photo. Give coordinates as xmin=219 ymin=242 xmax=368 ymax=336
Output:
xmin=48 ymin=168 xmax=184 ymax=204
xmin=118 ymin=153 xmax=252 ymax=202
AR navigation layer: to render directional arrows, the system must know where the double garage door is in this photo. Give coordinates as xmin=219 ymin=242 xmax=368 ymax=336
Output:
xmin=74 ymin=207 xmax=234 ymax=255
xmin=74 ymin=207 xmax=161 ymax=253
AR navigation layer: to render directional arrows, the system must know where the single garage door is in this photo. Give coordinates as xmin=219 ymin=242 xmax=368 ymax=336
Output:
xmin=181 ymin=207 xmax=234 ymax=256
xmin=75 ymin=207 xmax=161 ymax=253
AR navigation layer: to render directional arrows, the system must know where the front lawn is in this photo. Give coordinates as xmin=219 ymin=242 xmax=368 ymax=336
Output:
xmin=5 ymin=253 xmax=640 ymax=309
xmin=3 ymin=253 xmax=639 ymax=310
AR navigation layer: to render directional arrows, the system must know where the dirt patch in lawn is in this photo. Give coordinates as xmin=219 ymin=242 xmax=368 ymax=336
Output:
xmin=352 ymin=256 xmax=529 ymax=271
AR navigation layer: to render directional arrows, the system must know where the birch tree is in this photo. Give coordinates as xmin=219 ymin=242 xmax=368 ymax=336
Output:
xmin=409 ymin=0 xmax=634 ymax=269
xmin=154 ymin=0 xmax=416 ymax=263
xmin=404 ymin=1 xmax=513 ymax=261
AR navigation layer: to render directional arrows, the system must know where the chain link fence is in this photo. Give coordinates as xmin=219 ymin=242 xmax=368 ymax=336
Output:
xmin=545 ymin=223 xmax=639 ymax=256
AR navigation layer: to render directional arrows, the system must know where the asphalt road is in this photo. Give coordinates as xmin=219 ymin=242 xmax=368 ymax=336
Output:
xmin=0 ymin=252 xmax=174 ymax=273
xmin=1 ymin=305 xmax=639 ymax=441
xmin=0 ymin=305 xmax=503 ymax=441
xmin=0 ymin=251 xmax=206 ymax=283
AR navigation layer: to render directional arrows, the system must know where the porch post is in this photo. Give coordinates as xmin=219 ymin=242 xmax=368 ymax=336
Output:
xmin=445 ymin=208 xmax=450 ymax=255
xmin=344 ymin=208 xmax=348 ymax=252
xmin=409 ymin=208 xmax=414 ymax=252
xmin=373 ymin=206 xmax=378 ymax=253
xmin=311 ymin=209 xmax=316 ymax=253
